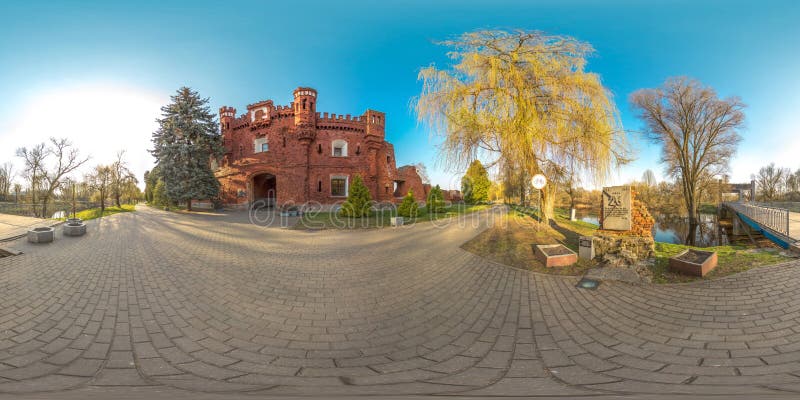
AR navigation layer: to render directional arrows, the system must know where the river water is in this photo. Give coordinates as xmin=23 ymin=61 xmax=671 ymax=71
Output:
xmin=576 ymin=211 xmax=732 ymax=247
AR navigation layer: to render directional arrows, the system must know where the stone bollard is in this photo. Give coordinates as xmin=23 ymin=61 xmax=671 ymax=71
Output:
xmin=578 ymin=236 xmax=595 ymax=260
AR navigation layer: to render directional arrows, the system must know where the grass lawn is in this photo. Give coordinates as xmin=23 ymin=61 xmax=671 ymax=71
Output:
xmin=461 ymin=205 xmax=794 ymax=283
xmin=461 ymin=206 xmax=595 ymax=276
xmin=294 ymin=204 xmax=492 ymax=229
xmin=62 ymin=204 xmax=136 ymax=221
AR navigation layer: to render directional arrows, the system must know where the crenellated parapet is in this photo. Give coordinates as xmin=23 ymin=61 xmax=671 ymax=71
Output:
xmin=222 ymin=88 xmax=388 ymax=137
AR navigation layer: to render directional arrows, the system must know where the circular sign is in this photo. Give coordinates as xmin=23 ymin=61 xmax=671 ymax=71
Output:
xmin=531 ymin=174 xmax=547 ymax=189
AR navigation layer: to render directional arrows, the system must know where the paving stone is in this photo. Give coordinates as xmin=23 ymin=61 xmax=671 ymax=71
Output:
xmin=91 ymin=368 xmax=151 ymax=386
xmin=58 ymin=358 xmax=104 ymax=377
xmin=137 ymin=358 xmax=183 ymax=376
xmin=0 ymin=206 xmax=799 ymax=396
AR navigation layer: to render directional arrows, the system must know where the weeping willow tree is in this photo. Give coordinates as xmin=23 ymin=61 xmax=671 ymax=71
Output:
xmin=416 ymin=29 xmax=629 ymax=222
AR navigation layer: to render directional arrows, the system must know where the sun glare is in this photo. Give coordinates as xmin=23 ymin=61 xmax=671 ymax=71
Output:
xmin=5 ymin=85 xmax=165 ymax=186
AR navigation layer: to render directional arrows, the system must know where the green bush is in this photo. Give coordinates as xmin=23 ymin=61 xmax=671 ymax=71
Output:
xmin=152 ymin=179 xmax=168 ymax=207
xmin=397 ymin=189 xmax=419 ymax=218
xmin=339 ymin=175 xmax=372 ymax=217
xmin=427 ymin=185 xmax=446 ymax=213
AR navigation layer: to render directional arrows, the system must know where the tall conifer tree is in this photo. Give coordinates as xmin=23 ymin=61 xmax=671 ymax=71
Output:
xmin=151 ymin=87 xmax=222 ymax=211
xmin=461 ymin=160 xmax=491 ymax=204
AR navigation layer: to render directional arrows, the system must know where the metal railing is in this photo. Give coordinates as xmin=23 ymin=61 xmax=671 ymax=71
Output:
xmin=725 ymin=202 xmax=790 ymax=237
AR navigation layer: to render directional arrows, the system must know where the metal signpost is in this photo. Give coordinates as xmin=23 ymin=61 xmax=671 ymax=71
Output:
xmin=531 ymin=174 xmax=547 ymax=231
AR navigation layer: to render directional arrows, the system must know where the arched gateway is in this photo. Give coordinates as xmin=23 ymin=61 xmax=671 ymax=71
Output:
xmin=251 ymin=173 xmax=276 ymax=208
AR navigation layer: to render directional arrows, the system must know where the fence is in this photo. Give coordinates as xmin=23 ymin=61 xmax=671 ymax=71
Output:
xmin=0 ymin=201 xmax=99 ymax=219
xmin=758 ymin=202 xmax=800 ymax=213
xmin=725 ymin=202 xmax=790 ymax=236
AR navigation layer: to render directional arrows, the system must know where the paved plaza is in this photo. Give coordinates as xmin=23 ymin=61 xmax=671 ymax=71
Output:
xmin=0 ymin=206 xmax=800 ymax=398
xmin=0 ymin=214 xmax=59 ymax=243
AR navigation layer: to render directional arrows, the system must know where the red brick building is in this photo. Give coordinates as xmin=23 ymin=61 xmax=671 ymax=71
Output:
xmin=215 ymin=87 xmax=428 ymax=208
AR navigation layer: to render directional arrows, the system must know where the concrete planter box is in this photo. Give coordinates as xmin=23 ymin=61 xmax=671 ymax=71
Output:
xmin=63 ymin=221 xmax=87 ymax=237
xmin=391 ymin=217 xmax=404 ymax=226
xmin=669 ymin=249 xmax=718 ymax=277
xmin=28 ymin=227 xmax=55 ymax=243
xmin=533 ymin=244 xmax=578 ymax=268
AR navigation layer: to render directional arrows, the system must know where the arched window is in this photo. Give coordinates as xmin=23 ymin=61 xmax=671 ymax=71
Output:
xmin=238 ymin=145 xmax=243 ymax=158
xmin=318 ymin=180 xmax=322 ymax=192
xmin=331 ymin=140 xmax=348 ymax=157
xmin=302 ymin=99 xmax=307 ymax=110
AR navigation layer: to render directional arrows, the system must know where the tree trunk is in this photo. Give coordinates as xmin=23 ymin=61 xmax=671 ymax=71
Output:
xmin=542 ymin=184 xmax=558 ymax=225
xmin=31 ymin=172 xmax=38 ymax=217
xmin=687 ymin=191 xmax=698 ymax=225
xmin=187 ymin=199 xmax=192 ymax=211
xmin=40 ymin=195 xmax=49 ymax=219
xmin=115 ymin=193 xmax=121 ymax=208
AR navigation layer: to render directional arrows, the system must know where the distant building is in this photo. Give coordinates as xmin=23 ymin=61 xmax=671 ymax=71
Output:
xmin=725 ymin=181 xmax=755 ymax=202
xmin=215 ymin=87 xmax=427 ymax=207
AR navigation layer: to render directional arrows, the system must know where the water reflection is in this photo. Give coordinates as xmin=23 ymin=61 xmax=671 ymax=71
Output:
xmin=652 ymin=213 xmax=728 ymax=247
xmin=575 ymin=211 xmax=731 ymax=247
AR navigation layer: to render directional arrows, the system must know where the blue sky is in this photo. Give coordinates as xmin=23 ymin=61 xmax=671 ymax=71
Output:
xmin=1 ymin=0 xmax=798 ymax=189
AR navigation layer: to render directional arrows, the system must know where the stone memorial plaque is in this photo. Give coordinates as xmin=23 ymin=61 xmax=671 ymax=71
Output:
xmin=601 ymin=185 xmax=632 ymax=231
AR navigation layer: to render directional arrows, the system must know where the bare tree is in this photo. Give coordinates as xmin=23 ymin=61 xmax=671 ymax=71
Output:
xmin=17 ymin=138 xmax=89 ymax=218
xmin=756 ymin=163 xmax=786 ymax=201
xmin=42 ymin=138 xmax=90 ymax=218
xmin=641 ymin=169 xmax=657 ymax=187
xmin=631 ymin=77 xmax=745 ymax=224
xmin=87 ymin=165 xmax=113 ymax=213
xmin=111 ymin=150 xmax=135 ymax=207
xmin=0 ymin=162 xmax=13 ymax=201
xmin=413 ymin=163 xmax=431 ymax=185
xmin=15 ymin=143 xmax=47 ymax=216
xmin=787 ymin=169 xmax=800 ymax=198
xmin=13 ymin=183 xmax=21 ymax=203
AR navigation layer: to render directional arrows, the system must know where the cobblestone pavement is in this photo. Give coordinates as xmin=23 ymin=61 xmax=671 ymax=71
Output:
xmin=1 ymin=205 xmax=800 ymax=397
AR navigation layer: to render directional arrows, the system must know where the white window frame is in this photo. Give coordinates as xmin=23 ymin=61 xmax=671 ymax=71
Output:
xmin=330 ymin=175 xmax=349 ymax=197
xmin=254 ymin=137 xmax=268 ymax=153
xmin=331 ymin=140 xmax=348 ymax=157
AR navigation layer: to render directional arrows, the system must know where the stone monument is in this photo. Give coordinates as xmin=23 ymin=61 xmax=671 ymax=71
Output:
xmin=587 ymin=186 xmax=656 ymax=283
xmin=601 ymin=185 xmax=632 ymax=231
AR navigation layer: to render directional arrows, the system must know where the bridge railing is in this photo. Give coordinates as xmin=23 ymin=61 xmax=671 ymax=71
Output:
xmin=725 ymin=202 xmax=790 ymax=237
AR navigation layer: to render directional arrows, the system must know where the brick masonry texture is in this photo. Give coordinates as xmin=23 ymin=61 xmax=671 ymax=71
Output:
xmin=215 ymin=87 xmax=428 ymax=207
xmin=0 ymin=205 xmax=799 ymax=396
